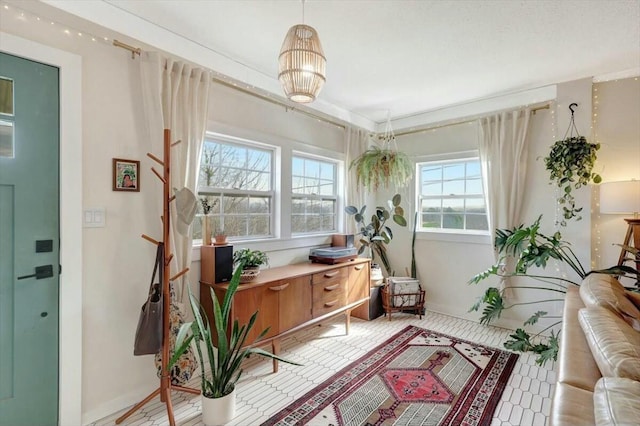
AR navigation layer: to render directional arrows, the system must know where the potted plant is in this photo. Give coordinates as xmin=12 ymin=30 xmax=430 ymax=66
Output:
xmin=345 ymin=194 xmax=407 ymax=276
xmin=544 ymin=135 xmax=601 ymax=226
xmin=350 ymin=146 xmax=412 ymax=191
xmin=214 ymin=228 xmax=227 ymax=245
xmin=169 ymin=264 xmax=300 ymax=426
xmin=233 ymin=248 xmax=269 ymax=282
xmin=200 ymin=197 xmax=216 ymax=245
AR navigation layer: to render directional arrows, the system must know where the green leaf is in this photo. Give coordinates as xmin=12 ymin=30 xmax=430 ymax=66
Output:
xmin=393 ymin=215 xmax=407 ymax=226
xmin=392 ymin=193 xmax=401 ymax=206
xmin=524 ymin=311 xmax=548 ymax=326
xmin=345 ymin=205 xmax=358 ymax=215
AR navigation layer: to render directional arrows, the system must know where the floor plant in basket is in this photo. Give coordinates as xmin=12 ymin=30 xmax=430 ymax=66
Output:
xmin=168 ymin=264 xmax=300 ymax=426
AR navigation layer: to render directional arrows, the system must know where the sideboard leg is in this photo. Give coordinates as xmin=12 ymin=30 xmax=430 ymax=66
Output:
xmin=271 ymin=339 xmax=280 ymax=373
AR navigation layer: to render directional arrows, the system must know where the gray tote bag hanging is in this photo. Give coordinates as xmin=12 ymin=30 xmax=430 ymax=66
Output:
xmin=133 ymin=243 xmax=164 ymax=356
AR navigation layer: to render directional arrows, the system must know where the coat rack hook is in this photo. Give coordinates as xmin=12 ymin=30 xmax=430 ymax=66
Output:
xmin=568 ymin=103 xmax=578 ymax=116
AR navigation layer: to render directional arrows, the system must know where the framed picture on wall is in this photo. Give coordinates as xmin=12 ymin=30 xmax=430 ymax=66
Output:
xmin=113 ymin=158 xmax=140 ymax=192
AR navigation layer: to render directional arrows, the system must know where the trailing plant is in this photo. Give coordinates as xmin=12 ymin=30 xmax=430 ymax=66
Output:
xmin=169 ymin=264 xmax=300 ymax=398
xmin=233 ymin=248 xmax=269 ymax=269
xmin=350 ymin=146 xmax=412 ymax=191
xmin=345 ymin=194 xmax=407 ymax=276
xmin=543 ymin=104 xmax=601 ymax=226
xmin=469 ymin=215 xmax=639 ymax=366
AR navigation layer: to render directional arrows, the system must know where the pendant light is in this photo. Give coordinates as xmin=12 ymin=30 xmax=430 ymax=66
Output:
xmin=278 ymin=0 xmax=326 ymax=103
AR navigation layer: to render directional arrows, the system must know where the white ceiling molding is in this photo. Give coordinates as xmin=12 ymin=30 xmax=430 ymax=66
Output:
xmin=384 ymin=85 xmax=558 ymax=134
xmin=40 ymin=0 xmax=377 ymax=131
xmin=593 ymin=68 xmax=640 ymax=83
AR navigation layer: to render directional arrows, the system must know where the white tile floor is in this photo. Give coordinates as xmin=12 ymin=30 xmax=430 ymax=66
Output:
xmin=93 ymin=311 xmax=556 ymax=426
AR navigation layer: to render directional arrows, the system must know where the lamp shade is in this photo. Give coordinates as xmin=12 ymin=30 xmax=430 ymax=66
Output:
xmin=278 ymin=24 xmax=326 ymax=103
xmin=599 ymin=180 xmax=640 ymax=214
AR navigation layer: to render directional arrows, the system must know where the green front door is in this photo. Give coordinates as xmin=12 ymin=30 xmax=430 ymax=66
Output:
xmin=0 ymin=52 xmax=60 ymax=426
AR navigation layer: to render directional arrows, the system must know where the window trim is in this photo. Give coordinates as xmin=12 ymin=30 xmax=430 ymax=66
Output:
xmin=415 ymin=151 xmax=490 ymax=236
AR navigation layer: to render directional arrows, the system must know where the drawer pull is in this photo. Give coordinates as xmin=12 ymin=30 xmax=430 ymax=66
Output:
xmin=354 ymin=265 xmax=364 ymax=271
xmin=269 ymin=283 xmax=290 ymax=292
xmin=324 ymin=300 xmax=338 ymax=307
xmin=323 ymin=271 xmax=339 ymax=278
xmin=324 ymin=284 xmax=340 ymax=291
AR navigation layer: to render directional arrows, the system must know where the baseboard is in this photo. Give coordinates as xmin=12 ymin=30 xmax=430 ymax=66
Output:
xmin=82 ymin=383 xmax=158 ymax=426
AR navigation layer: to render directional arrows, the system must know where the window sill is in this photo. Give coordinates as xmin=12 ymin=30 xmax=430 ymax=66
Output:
xmin=191 ymin=235 xmax=332 ymax=261
xmin=416 ymin=230 xmax=492 ymax=245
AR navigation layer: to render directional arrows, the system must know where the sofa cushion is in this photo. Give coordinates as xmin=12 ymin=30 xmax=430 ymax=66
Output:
xmin=558 ymin=286 xmax=602 ymax=391
xmin=626 ymin=290 xmax=640 ymax=311
xmin=550 ymin=382 xmax=595 ymax=426
xmin=580 ymin=274 xmax=640 ymax=330
xmin=579 ymin=307 xmax=640 ymax=381
xmin=594 ymin=377 xmax=640 ymax=425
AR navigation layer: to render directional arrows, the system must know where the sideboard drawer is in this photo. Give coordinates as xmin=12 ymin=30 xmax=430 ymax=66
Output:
xmin=312 ymin=268 xmax=347 ymax=317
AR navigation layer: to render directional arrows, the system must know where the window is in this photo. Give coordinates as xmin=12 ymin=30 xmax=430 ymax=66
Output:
xmin=197 ymin=136 xmax=274 ymax=239
xmin=291 ymin=154 xmax=338 ymax=234
xmin=417 ymin=158 xmax=488 ymax=232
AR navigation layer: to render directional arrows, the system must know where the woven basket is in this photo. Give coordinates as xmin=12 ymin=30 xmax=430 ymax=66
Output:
xmin=240 ymin=267 xmax=260 ymax=283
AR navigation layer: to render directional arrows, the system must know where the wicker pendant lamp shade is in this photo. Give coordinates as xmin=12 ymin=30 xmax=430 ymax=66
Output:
xmin=278 ymin=24 xmax=326 ymax=103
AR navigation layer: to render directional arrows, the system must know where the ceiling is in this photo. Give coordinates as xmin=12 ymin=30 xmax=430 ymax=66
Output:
xmin=41 ymin=0 xmax=640 ymax=129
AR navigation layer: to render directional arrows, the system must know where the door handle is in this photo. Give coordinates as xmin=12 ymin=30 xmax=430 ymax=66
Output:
xmin=17 ymin=265 xmax=54 ymax=280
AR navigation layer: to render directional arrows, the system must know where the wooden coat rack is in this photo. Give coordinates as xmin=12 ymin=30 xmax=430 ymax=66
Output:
xmin=116 ymin=129 xmax=199 ymax=426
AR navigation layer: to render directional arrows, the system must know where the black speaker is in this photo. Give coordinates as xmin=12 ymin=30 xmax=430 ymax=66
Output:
xmin=201 ymin=245 xmax=233 ymax=283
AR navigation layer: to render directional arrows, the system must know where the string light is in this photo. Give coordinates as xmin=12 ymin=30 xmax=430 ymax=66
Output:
xmin=0 ymin=0 xmax=117 ymax=52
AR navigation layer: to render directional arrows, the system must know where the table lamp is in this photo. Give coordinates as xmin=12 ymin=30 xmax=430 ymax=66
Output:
xmin=599 ymin=180 xmax=640 ymax=269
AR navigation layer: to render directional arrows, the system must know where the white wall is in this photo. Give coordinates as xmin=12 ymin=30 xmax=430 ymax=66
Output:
xmin=591 ymin=77 xmax=640 ymax=284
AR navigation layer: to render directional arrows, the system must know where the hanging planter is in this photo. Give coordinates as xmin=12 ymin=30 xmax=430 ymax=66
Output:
xmin=544 ymin=103 xmax=601 ymax=226
xmin=350 ymin=115 xmax=412 ymax=191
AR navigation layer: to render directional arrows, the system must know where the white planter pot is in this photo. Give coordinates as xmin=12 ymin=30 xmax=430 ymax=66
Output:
xmin=201 ymin=389 xmax=236 ymax=426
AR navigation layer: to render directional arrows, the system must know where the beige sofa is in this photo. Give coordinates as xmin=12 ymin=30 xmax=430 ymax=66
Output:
xmin=551 ymin=274 xmax=640 ymax=425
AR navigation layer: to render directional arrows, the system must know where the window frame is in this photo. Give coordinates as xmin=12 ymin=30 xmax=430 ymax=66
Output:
xmin=415 ymin=152 xmax=490 ymax=237
xmin=197 ymin=133 xmax=277 ymax=242
xmin=290 ymin=151 xmax=340 ymax=236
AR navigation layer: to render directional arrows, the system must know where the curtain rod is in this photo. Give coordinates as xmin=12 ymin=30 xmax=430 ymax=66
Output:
xmin=113 ymin=40 xmax=550 ymax=138
xmin=393 ymin=104 xmax=550 ymax=138
xmin=112 ymin=39 xmax=346 ymax=131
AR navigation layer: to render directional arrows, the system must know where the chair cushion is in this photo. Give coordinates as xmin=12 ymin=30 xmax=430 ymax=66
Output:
xmin=579 ymin=307 xmax=640 ymax=381
xmin=594 ymin=377 xmax=640 ymax=425
xmin=580 ymin=274 xmax=640 ymax=330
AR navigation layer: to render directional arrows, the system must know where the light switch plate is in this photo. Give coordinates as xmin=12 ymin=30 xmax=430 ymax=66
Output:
xmin=83 ymin=208 xmax=106 ymax=228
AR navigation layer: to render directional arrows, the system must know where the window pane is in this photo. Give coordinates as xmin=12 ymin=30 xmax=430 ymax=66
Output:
xmin=321 ymin=200 xmax=335 ymax=214
xmin=307 ymin=215 xmax=321 ymax=231
xmin=292 ymin=198 xmax=305 ymax=214
xmin=442 ymin=180 xmax=464 ymax=195
xmin=465 ymin=198 xmax=486 ymax=214
xmin=443 ymin=198 xmax=464 ymax=212
xmin=422 ymin=181 xmax=442 ymax=196
xmin=421 ymin=199 xmax=441 ymax=212
xmin=422 ymin=214 xmax=441 ymax=228
xmin=466 ymin=161 xmax=481 ymax=179
xmin=249 ymin=196 xmax=270 ymax=214
xmin=292 ymin=215 xmax=305 ymax=233
xmin=466 ymin=178 xmax=483 ymax=195
xmin=223 ymin=196 xmax=248 ymax=214
xmin=0 ymin=120 xmax=14 ymax=158
xmin=304 ymin=178 xmax=319 ymax=194
xmin=224 ymin=216 xmax=248 ymax=237
xmin=443 ymin=214 xmax=464 ymax=229
xmin=320 ymin=162 xmax=334 ymax=180
xmin=421 ymin=165 xmax=441 ymax=182
xmin=322 ymin=215 xmax=334 ymax=230
xmin=466 ymin=214 xmax=488 ymax=230
xmin=248 ymin=216 xmax=270 ymax=236
xmin=318 ymin=180 xmax=334 ymax=196
xmin=0 ymin=78 xmax=13 ymax=115
xmin=443 ymin=163 xmax=464 ymax=179
xmin=305 ymin=159 xmax=320 ymax=178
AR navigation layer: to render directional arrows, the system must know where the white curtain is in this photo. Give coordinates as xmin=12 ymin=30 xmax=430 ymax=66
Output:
xmin=479 ymin=108 xmax=531 ymax=294
xmin=344 ymin=127 xmax=370 ymax=234
xmin=140 ymin=52 xmax=212 ymax=302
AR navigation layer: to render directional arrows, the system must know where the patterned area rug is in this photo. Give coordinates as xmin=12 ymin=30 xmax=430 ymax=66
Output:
xmin=262 ymin=325 xmax=518 ymax=426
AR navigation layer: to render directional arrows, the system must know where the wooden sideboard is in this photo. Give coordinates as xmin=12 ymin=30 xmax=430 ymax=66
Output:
xmin=199 ymin=255 xmax=370 ymax=372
